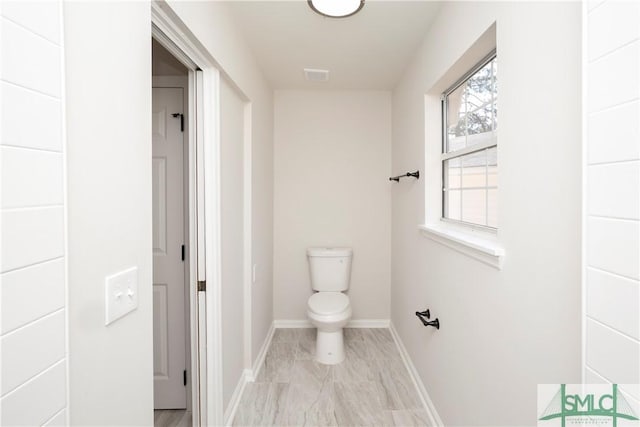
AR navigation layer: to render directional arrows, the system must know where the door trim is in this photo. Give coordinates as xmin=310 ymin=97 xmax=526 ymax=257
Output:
xmin=242 ymin=102 xmax=253 ymax=383
xmin=151 ymin=3 xmax=224 ymax=425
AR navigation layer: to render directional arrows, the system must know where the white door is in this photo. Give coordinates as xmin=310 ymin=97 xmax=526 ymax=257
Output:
xmin=152 ymin=87 xmax=187 ymax=409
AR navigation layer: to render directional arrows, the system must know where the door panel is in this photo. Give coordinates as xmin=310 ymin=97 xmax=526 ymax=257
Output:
xmin=152 ymin=157 xmax=167 ymax=255
xmin=152 ymin=87 xmax=186 ymax=409
xmin=153 ymin=283 xmax=169 ymax=378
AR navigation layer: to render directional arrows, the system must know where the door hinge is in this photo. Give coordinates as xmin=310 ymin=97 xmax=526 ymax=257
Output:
xmin=171 ymin=113 xmax=184 ymax=132
xmin=183 ymin=369 xmax=187 ymax=386
xmin=197 ymin=280 xmax=206 ymax=292
xmin=181 ymin=244 xmax=185 ymax=261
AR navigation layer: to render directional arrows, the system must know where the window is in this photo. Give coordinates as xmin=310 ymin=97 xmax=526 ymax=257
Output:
xmin=442 ymin=52 xmax=497 ymax=229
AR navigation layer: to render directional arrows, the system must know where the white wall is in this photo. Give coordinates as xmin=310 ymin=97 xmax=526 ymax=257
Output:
xmin=0 ymin=1 xmax=68 ymax=425
xmin=391 ymin=2 xmax=582 ymax=425
xmin=167 ymin=1 xmax=275 ymax=378
xmin=583 ymin=0 xmax=640 ymax=406
xmin=61 ymin=1 xmax=274 ymax=423
xmin=273 ymin=90 xmax=391 ymax=321
xmin=220 ymin=77 xmax=246 ymax=409
xmin=64 ymin=2 xmax=153 ymax=425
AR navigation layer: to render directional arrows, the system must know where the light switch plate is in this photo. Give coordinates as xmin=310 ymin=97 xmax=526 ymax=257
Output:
xmin=105 ymin=266 xmax=138 ymax=325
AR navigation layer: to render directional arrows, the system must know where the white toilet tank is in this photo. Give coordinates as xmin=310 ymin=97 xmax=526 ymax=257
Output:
xmin=307 ymin=247 xmax=352 ymax=292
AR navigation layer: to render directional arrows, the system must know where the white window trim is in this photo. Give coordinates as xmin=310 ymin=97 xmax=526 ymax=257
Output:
xmin=418 ymin=223 xmax=504 ymax=270
xmin=420 ymin=26 xmax=503 ymax=270
xmin=442 ymin=51 xmax=497 ymax=230
xmin=442 ymin=132 xmax=497 ymax=160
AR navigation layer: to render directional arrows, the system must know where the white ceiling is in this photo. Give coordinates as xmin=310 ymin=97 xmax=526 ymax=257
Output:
xmin=227 ymin=1 xmax=441 ymax=90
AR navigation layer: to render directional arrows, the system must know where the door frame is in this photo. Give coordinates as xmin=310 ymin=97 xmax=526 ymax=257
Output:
xmin=152 ymin=3 xmax=224 ymax=425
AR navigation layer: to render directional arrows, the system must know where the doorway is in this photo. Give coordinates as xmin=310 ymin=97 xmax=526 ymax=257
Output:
xmin=151 ymin=3 xmax=227 ymax=425
xmin=152 ymin=38 xmax=191 ymax=420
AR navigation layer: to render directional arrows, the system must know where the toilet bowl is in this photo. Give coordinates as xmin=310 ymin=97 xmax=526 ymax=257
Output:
xmin=307 ymin=292 xmax=352 ymax=364
xmin=306 ymin=248 xmax=352 ymax=365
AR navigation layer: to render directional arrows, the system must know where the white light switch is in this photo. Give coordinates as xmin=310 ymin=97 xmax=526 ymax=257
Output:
xmin=105 ymin=266 xmax=138 ymax=325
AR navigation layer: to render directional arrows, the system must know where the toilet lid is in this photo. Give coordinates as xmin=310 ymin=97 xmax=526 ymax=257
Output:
xmin=308 ymin=292 xmax=350 ymax=315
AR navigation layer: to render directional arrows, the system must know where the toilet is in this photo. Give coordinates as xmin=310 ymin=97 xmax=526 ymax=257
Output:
xmin=306 ymin=247 xmax=353 ymax=365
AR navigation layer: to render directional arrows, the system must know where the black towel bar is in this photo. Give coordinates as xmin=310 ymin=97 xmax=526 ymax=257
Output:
xmin=416 ymin=309 xmax=440 ymax=330
xmin=389 ymin=170 xmax=419 ymax=182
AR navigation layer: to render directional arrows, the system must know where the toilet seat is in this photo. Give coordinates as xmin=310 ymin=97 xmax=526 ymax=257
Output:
xmin=307 ymin=292 xmax=350 ymax=315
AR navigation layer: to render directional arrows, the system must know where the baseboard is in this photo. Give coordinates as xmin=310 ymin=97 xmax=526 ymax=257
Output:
xmin=348 ymin=319 xmax=390 ymax=328
xmin=389 ymin=322 xmax=444 ymax=426
xmin=273 ymin=319 xmax=390 ymax=328
xmin=273 ymin=319 xmax=313 ymax=328
xmin=247 ymin=322 xmax=275 ymax=381
xmin=224 ymin=322 xmax=276 ymax=426
xmin=223 ymin=369 xmax=250 ymax=427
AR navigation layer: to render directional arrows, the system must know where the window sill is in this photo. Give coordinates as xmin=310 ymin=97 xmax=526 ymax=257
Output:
xmin=418 ymin=223 xmax=505 ymax=270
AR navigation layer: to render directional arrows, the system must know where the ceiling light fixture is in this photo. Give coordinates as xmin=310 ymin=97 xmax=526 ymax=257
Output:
xmin=308 ymin=0 xmax=365 ymax=18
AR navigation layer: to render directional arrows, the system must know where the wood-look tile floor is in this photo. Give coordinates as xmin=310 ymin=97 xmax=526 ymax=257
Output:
xmin=233 ymin=328 xmax=431 ymax=427
xmin=154 ymin=409 xmax=192 ymax=427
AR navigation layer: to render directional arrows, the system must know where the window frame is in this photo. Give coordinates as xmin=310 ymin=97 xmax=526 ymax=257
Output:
xmin=441 ymin=49 xmax=497 ymax=232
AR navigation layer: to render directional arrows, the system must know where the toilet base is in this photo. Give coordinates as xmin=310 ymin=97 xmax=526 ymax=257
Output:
xmin=315 ymin=329 xmax=345 ymax=365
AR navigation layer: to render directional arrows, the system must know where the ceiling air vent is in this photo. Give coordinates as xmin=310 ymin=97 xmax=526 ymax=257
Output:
xmin=304 ymin=68 xmax=329 ymax=82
